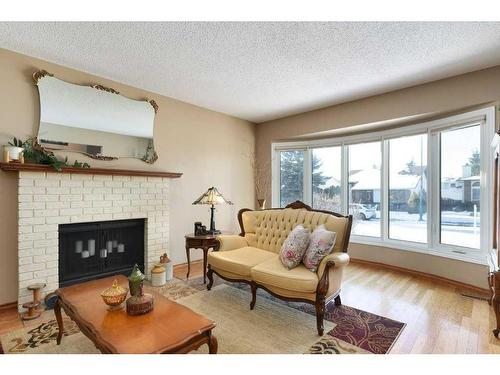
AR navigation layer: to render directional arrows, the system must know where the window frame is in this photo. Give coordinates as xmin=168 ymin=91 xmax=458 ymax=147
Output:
xmin=271 ymin=107 xmax=495 ymax=265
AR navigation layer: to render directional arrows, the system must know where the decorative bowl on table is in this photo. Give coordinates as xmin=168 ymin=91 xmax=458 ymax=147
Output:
xmin=100 ymin=279 xmax=128 ymax=310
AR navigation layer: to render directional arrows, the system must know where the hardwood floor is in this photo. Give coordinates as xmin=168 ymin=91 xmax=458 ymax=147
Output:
xmin=342 ymin=262 xmax=500 ymax=354
xmin=0 ymin=304 xmax=22 ymax=337
xmin=1 ymin=259 xmax=499 ymax=354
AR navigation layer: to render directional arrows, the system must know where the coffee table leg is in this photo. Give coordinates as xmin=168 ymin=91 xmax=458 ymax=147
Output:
xmin=54 ymin=297 xmax=64 ymax=345
xmin=208 ymin=332 xmax=218 ymax=354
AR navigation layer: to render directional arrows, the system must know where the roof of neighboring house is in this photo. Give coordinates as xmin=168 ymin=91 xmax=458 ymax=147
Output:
xmin=460 ymin=175 xmax=480 ymax=181
xmin=442 ymin=176 xmax=461 ymax=182
xmin=350 ymin=169 xmax=421 ymax=190
xmin=317 ymin=176 xmax=341 ymax=189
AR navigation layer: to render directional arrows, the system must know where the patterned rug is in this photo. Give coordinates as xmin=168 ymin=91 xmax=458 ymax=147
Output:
xmin=308 ymin=306 xmax=404 ymax=354
xmin=189 ymin=277 xmax=406 ymax=354
xmin=0 ymin=276 xmax=405 ymax=354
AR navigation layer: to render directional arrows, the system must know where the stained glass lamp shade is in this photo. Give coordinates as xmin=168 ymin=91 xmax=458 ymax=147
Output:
xmin=192 ymin=187 xmax=233 ymax=234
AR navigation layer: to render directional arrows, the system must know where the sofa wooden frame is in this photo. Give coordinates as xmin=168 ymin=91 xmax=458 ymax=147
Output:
xmin=206 ymin=200 xmax=353 ymax=336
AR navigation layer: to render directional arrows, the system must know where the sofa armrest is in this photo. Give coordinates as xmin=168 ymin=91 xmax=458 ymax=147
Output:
xmin=216 ymin=235 xmax=248 ymax=252
xmin=317 ymin=252 xmax=350 ymax=276
xmin=316 ymin=252 xmax=350 ymax=297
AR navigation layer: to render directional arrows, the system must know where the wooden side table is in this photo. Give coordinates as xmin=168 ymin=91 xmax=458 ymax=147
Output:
xmin=185 ymin=233 xmax=220 ymax=283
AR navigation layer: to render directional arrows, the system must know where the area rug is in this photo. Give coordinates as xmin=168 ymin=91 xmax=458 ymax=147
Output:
xmin=231 ymin=283 xmax=406 ymax=354
xmin=189 ymin=277 xmax=406 ymax=354
xmin=0 ymin=278 xmax=405 ymax=354
xmin=178 ymin=284 xmax=336 ymax=353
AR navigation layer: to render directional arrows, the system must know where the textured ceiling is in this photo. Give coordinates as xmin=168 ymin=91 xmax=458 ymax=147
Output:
xmin=1 ymin=22 xmax=500 ymax=123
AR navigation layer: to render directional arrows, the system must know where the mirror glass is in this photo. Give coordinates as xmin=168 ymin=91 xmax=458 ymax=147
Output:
xmin=36 ymin=74 xmax=157 ymax=163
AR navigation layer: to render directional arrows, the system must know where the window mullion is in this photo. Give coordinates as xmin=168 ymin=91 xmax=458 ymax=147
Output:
xmin=272 ymin=147 xmax=279 ymax=207
xmin=342 ymin=144 xmax=349 ymax=215
xmin=429 ymin=131 xmax=439 ymax=249
xmin=303 ymin=149 xmax=312 ymax=206
xmin=481 ymin=113 xmax=495 ymax=254
xmin=382 ymin=139 xmax=389 ymax=242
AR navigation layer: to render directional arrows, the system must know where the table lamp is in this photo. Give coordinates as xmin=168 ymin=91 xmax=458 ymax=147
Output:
xmin=192 ymin=187 xmax=233 ymax=234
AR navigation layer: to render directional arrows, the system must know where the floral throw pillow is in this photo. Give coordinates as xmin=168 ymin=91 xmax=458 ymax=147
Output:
xmin=302 ymin=224 xmax=337 ymax=272
xmin=279 ymin=225 xmax=310 ymax=270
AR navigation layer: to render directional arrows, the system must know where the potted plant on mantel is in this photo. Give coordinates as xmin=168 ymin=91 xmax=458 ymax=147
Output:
xmin=4 ymin=137 xmax=24 ymax=162
xmin=3 ymin=136 xmax=91 ymax=171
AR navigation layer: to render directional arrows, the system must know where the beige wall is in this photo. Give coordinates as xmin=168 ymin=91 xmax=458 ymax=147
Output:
xmin=256 ymin=65 xmax=500 ymax=290
xmin=0 ymin=48 xmax=256 ymax=305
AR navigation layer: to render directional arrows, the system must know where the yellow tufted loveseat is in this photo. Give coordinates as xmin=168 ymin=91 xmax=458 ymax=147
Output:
xmin=206 ymin=201 xmax=353 ymax=335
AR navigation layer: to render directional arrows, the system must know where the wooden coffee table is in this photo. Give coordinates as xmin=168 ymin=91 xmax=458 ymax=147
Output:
xmin=54 ymin=275 xmax=217 ymax=354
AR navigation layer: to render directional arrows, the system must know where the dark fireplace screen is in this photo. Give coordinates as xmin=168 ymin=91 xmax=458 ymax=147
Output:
xmin=58 ymin=219 xmax=145 ymax=287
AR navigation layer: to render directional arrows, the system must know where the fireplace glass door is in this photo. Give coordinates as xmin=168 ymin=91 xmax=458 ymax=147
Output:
xmin=59 ymin=219 xmax=145 ymax=287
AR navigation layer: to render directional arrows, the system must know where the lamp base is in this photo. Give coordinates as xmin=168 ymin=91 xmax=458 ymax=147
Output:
xmin=207 ymin=229 xmax=221 ymax=235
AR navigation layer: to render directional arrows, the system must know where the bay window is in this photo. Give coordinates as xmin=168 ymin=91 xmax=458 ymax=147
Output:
xmin=272 ymin=107 xmax=495 ymax=264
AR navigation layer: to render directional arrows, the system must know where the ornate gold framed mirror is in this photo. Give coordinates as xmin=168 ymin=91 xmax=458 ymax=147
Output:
xmin=34 ymin=70 xmax=158 ymax=163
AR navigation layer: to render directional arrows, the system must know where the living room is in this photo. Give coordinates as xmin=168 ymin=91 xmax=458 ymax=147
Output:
xmin=1 ymin=1 xmax=500 ymax=372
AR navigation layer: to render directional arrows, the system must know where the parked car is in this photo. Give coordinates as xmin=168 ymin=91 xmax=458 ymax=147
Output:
xmin=349 ymin=203 xmax=377 ymax=220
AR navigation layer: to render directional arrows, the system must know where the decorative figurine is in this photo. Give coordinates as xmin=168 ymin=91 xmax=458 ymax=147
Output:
xmin=128 ymin=264 xmax=145 ymax=297
xmin=159 ymin=253 xmax=170 ymax=264
xmin=160 ymin=253 xmax=173 ymax=281
xmin=126 ymin=264 xmax=154 ymax=316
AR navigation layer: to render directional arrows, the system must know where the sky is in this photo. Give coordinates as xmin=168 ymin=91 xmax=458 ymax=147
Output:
xmin=311 ymin=124 xmax=480 ymax=181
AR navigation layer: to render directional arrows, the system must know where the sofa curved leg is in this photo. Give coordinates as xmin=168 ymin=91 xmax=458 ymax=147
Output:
xmin=207 ymin=266 xmax=214 ymax=291
xmin=315 ymin=296 xmax=325 ymax=336
xmin=250 ymin=283 xmax=257 ymax=310
xmin=334 ymin=294 xmax=341 ymax=306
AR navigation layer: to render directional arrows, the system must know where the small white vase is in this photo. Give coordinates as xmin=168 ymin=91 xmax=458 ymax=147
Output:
xmin=4 ymin=146 xmax=23 ymax=161
xmin=165 ymin=262 xmax=173 ymax=281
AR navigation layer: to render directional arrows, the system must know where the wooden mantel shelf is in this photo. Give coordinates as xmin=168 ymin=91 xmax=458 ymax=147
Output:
xmin=0 ymin=162 xmax=182 ymax=178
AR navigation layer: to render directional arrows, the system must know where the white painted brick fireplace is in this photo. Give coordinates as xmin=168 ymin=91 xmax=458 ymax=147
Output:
xmin=16 ymin=171 xmax=170 ymax=311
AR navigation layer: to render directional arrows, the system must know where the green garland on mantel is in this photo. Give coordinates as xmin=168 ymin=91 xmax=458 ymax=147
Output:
xmin=9 ymin=137 xmax=91 ymax=172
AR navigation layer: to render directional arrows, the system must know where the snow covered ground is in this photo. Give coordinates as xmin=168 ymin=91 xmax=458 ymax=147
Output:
xmin=352 ymin=210 xmax=480 ymax=249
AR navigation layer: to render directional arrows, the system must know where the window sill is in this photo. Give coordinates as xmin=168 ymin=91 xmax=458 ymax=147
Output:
xmin=349 ymin=235 xmax=488 ymax=266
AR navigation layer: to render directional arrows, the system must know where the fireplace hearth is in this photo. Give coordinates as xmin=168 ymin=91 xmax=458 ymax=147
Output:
xmin=58 ymin=219 xmax=145 ymax=287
